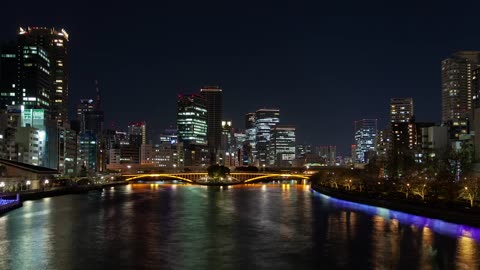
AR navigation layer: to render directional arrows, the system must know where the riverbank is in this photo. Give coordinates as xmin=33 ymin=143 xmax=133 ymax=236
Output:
xmin=311 ymin=185 xmax=480 ymax=228
xmin=1 ymin=181 xmax=129 ymax=204
xmin=0 ymin=181 xmax=129 ymax=215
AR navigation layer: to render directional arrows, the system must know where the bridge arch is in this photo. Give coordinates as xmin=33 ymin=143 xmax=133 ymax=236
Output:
xmin=124 ymin=174 xmax=194 ymax=183
xmin=243 ymin=174 xmax=310 ymax=183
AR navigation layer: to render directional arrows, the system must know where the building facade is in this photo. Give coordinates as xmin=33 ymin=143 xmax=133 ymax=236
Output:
xmin=354 ymin=119 xmax=377 ymax=163
xmin=200 ymin=86 xmax=222 ymax=164
xmin=18 ymin=27 xmax=69 ymax=125
xmin=442 ymin=51 xmax=480 ymax=141
xmin=271 ymin=126 xmax=296 ymax=167
xmin=177 ymin=94 xmax=208 ymax=167
xmin=255 ymin=108 xmax=280 ymax=166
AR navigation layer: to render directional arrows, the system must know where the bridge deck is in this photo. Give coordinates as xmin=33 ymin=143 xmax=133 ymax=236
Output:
xmin=122 ymin=172 xmax=310 ymax=183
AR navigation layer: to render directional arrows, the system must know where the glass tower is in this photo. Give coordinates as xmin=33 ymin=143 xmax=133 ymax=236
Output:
xmin=18 ymin=27 xmax=69 ymax=125
xmin=177 ymin=94 xmax=207 ymax=145
xmin=255 ymin=108 xmax=280 ymax=166
xmin=354 ymin=119 xmax=377 ymax=163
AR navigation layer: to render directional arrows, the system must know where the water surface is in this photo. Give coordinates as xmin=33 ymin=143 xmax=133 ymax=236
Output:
xmin=0 ymin=183 xmax=478 ymax=269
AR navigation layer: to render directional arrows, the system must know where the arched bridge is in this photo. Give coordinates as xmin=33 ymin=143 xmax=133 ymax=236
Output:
xmin=122 ymin=172 xmax=310 ymax=184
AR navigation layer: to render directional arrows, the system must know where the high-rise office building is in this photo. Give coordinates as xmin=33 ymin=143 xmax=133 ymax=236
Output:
xmin=16 ymin=41 xmax=51 ymax=113
xmin=318 ymin=145 xmax=336 ymax=166
xmin=78 ymin=131 xmax=97 ymax=175
xmin=159 ymin=128 xmax=178 ymax=144
xmin=271 ymin=126 xmax=296 ymax=167
xmin=18 ymin=27 xmax=69 ymax=125
xmin=128 ymin=121 xmax=146 ymax=145
xmin=76 ymin=98 xmax=95 ymax=131
xmin=244 ymin=112 xmax=257 ymax=165
xmin=221 ymin=120 xmax=233 ymax=148
xmin=245 ymin=112 xmax=256 ymax=129
xmin=177 ymin=94 xmax=207 ymax=145
xmin=200 ymin=86 xmax=222 ymax=164
xmin=177 ymin=94 xmax=208 ymax=167
xmin=255 ymin=108 xmax=280 ymax=166
xmin=0 ymin=42 xmax=18 ymax=109
xmin=295 ymin=144 xmax=312 ymax=159
xmin=354 ymin=119 xmax=377 ymax=163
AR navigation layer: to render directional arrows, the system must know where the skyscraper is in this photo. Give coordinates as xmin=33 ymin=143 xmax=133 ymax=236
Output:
xmin=77 ymin=99 xmax=95 ymax=132
xmin=200 ymin=86 xmax=222 ymax=164
xmin=128 ymin=121 xmax=146 ymax=145
xmin=18 ymin=27 xmax=69 ymax=125
xmin=318 ymin=145 xmax=336 ymax=166
xmin=245 ymin=112 xmax=256 ymax=129
xmin=0 ymin=42 xmax=17 ymax=109
xmin=442 ymin=51 xmax=480 ymax=123
xmin=473 ymin=67 xmax=480 ymax=161
xmin=255 ymin=108 xmax=280 ymax=166
xmin=271 ymin=126 xmax=296 ymax=167
xmin=390 ymin=98 xmax=415 ymax=153
xmin=177 ymin=94 xmax=208 ymax=167
xmin=177 ymin=93 xmax=207 ymax=145
xmin=16 ymin=40 xmax=51 ymax=113
xmin=354 ymin=119 xmax=377 ymax=163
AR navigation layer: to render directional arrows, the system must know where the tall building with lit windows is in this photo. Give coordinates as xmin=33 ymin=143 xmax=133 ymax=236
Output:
xmin=390 ymin=98 xmax=413 ymax=123
xmin=200 ymin=86 xmax=222 ymax=164
xmin=354 ymin=119 xmax=377 ymax=163
xmin=128 ymin=121 xmax=146 ymax=145
xmin=177 ymin=94 xmax=208 ymax=167
xmin=0 ymin=42 xmax=18 ymax=109
xmin=473 ymin=66 xmax=480 ymax=161
xmin=271 ymin=126 xmax=296 ymax=167
xmin=177 ymin=94 xmax=207 ymax=145
xmin=442 ymin=51 xmax=480 ymax=140
xmin=390 ymin=98 xmax=415 ymax=154
xmin=16 ymin=39 xmax=52 ymax=113
xmin=18 ymin=27 xmax=69 ymax=125
xmin=255 ymin=108 xmax=280 ymax=166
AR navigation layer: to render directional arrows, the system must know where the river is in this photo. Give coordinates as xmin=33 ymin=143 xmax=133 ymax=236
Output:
xmin=0 ymin=183 xmax=479 ymax=269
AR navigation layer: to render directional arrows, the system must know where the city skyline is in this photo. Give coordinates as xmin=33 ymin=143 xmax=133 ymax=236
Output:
xmin=2 ymin=2 xmax=480 ymax=155
xmin=3 ymin=3 xmax=480 ymax=269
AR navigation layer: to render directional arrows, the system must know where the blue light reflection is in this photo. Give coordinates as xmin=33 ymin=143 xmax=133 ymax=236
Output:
xmin=312 ymin=189 xmax=480 ymax=241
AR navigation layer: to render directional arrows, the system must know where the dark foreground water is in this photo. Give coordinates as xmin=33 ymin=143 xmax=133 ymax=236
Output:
xmin=0 ymin=183 xmax=479 ymax=270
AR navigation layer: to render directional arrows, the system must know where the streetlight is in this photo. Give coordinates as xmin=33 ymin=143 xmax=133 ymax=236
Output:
xmin=262 ymin=164 xmax=266 ymax=172
xmin=26 ymin=180 xmax=31 ymax=190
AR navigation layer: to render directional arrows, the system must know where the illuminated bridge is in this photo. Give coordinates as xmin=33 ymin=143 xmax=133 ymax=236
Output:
xmin=122 ymin=172 xmax=311 ymax=184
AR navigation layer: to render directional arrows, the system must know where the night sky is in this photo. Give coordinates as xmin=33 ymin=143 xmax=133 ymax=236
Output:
xmin=2 ymin=1 xmax=480 ymax=155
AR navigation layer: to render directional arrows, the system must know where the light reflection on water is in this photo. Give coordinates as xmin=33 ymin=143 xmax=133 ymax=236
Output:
xmin=0 ymin=183 xmax=477 ymax=269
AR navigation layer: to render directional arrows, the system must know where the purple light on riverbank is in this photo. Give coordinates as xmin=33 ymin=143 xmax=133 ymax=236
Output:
xmin=0 ymin=199 xmax=17 ymax=206
xmin=311 ymin=189 xmax=480 ymax=242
